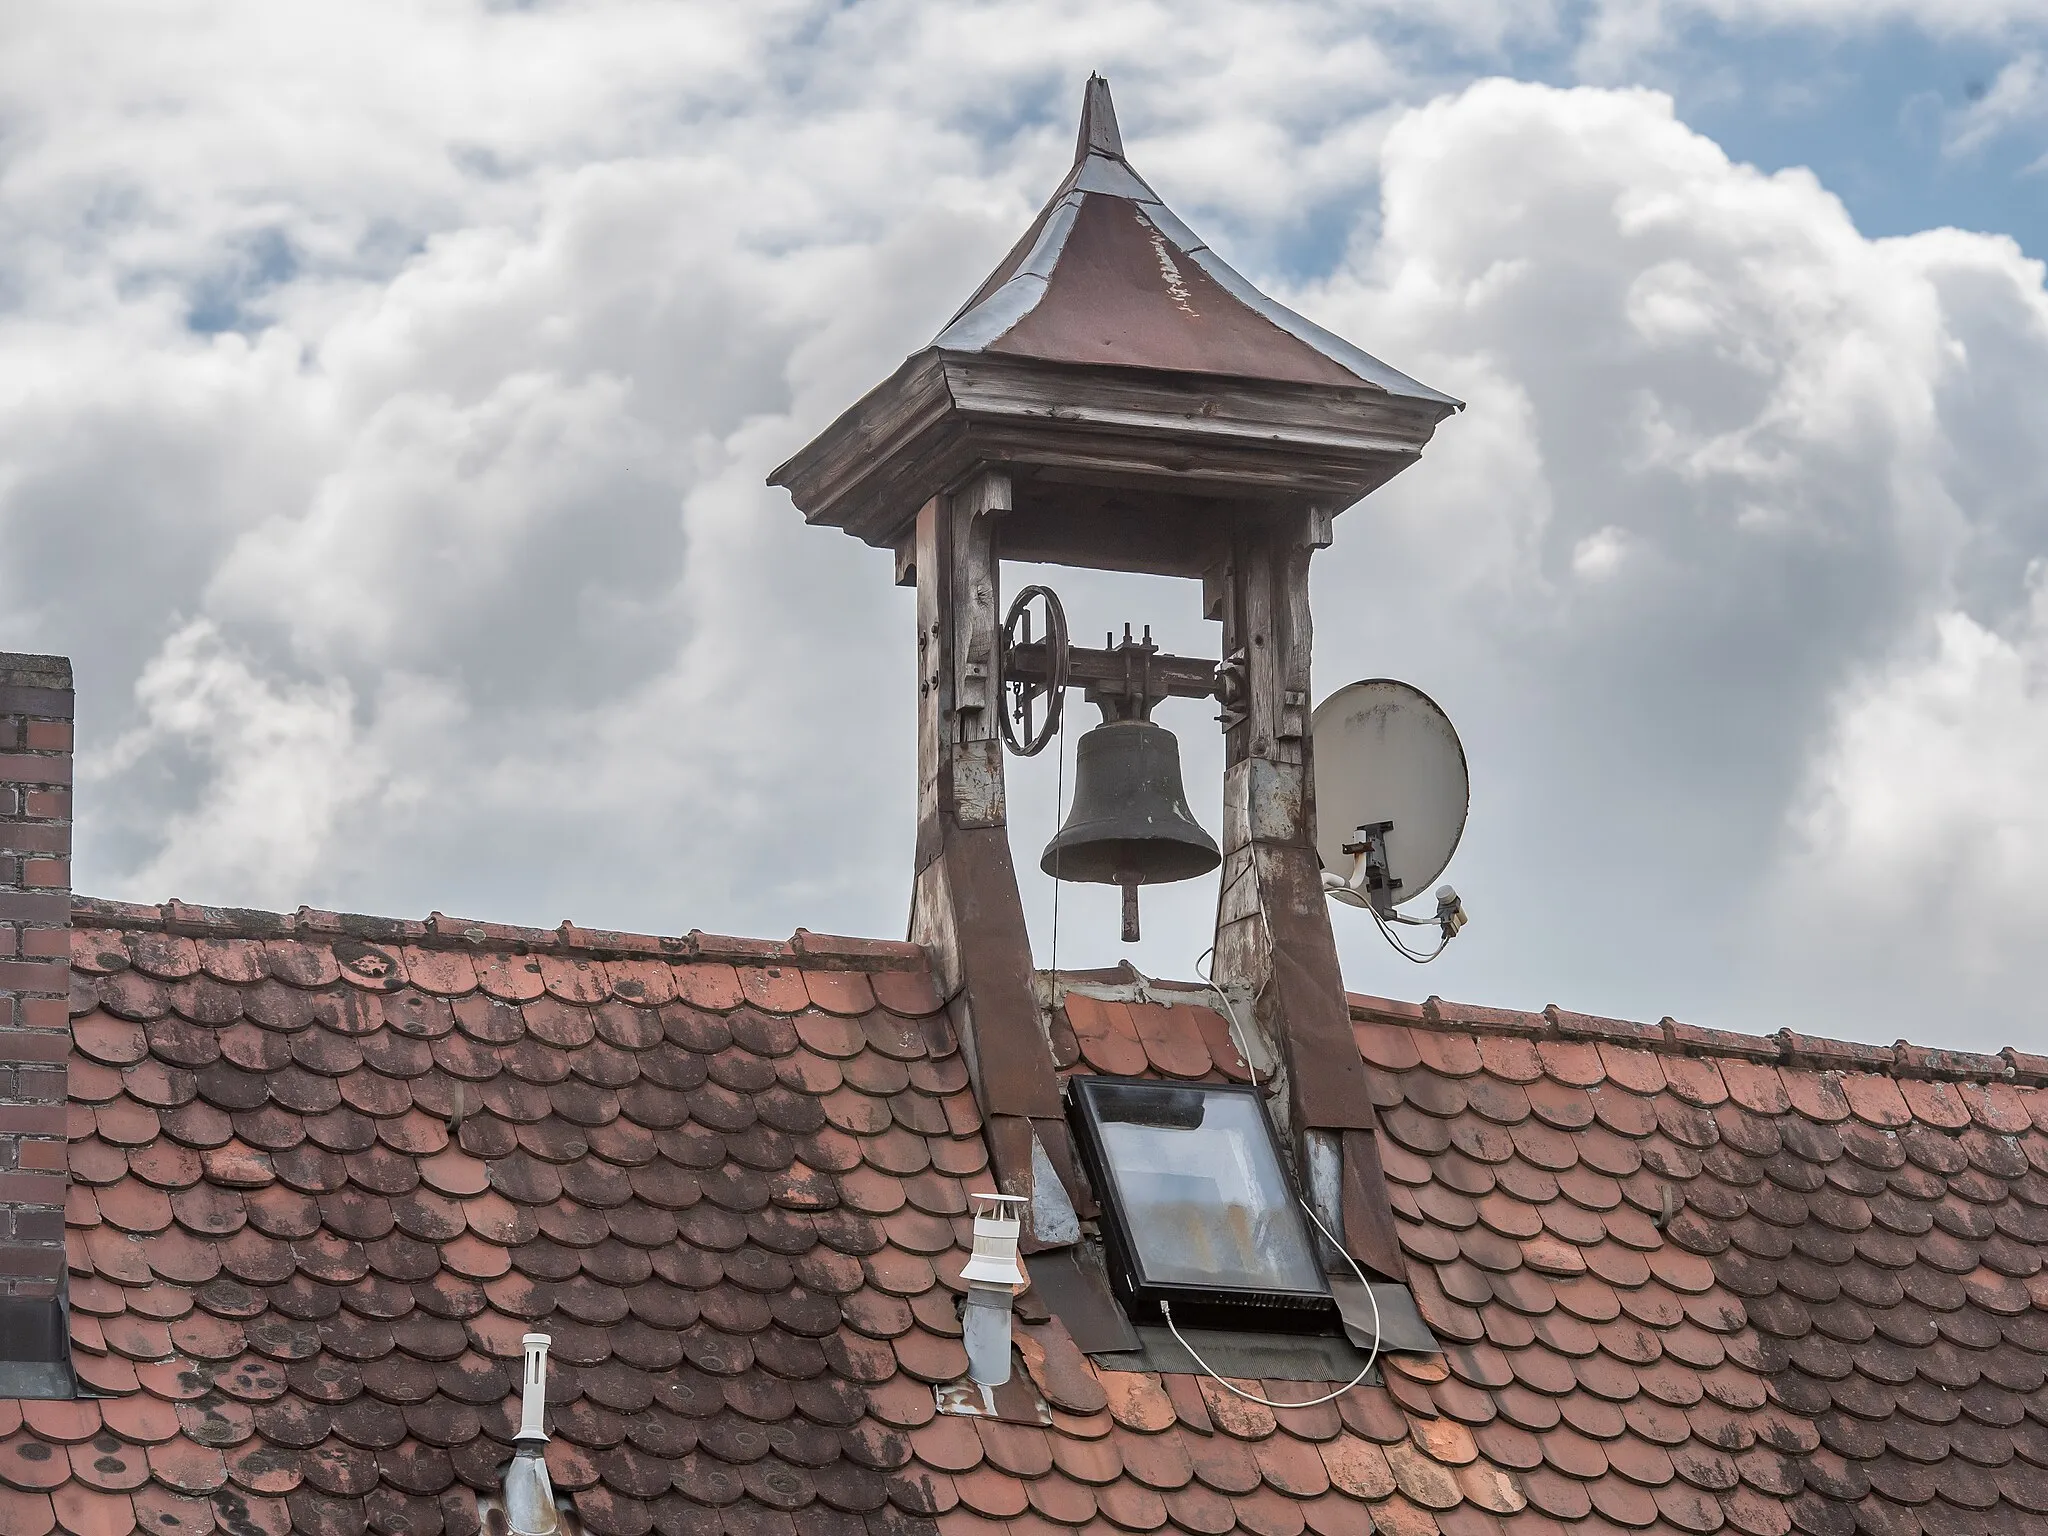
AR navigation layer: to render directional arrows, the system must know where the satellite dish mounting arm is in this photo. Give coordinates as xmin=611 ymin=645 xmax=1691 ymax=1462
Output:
xmin=1336 ymin=821 xmax=1400 ymax=918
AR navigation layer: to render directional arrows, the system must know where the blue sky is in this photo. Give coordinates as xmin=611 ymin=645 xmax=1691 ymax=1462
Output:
xmin=7 ymin=2 xmax=2048 ymax=1048
xmin=1645 ymin=21 xmax=2041 ymax=247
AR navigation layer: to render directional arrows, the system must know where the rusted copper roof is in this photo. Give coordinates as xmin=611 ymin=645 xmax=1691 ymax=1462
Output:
xmin=8 ymin=899 xmax=2048 ymax=1536
xmin=936 ymin=77 xmax=1454 ymax=406
xmin=766 ymin=75 xmax=1458 ymax=554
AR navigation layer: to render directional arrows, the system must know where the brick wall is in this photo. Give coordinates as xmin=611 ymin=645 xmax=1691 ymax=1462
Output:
xmin=0 ymin=653 xmax=71 ymax=1304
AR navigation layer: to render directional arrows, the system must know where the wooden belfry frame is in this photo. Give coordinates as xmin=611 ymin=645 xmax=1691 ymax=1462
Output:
xmin=771 ymin=78 xmax=1459 ymax=1284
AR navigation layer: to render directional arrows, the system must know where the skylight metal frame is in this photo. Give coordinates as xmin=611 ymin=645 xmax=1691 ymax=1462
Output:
xmin=1066 ymin=1075 xmax=1335 ymax=1325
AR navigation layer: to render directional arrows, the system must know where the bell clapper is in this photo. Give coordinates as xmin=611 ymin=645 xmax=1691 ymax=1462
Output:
xmin=1120 ymin=879 xmax=1140 ymax=943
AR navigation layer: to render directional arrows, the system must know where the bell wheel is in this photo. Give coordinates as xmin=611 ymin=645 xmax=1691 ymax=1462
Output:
xmin=999 ymin=585 xmax=1068 ymax=757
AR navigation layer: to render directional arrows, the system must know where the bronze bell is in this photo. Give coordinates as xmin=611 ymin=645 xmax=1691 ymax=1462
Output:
xmin=1041 ymin=719 xmax=1220 ymax=941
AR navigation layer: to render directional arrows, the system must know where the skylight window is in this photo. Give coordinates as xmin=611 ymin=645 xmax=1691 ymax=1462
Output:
xmin=1068 ymin=1077 xmax=1330 ymax=1320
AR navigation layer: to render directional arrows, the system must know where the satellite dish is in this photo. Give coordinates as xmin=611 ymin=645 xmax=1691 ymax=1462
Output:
xmin=1311 ymin=679 xmax=1468 ymax=914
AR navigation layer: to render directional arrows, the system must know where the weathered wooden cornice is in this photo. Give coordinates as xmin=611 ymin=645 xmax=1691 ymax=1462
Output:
xmin=769 ymin=350 xmax=1457 ymax=570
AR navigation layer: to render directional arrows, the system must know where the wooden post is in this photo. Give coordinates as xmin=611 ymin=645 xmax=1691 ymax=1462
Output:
xmin=907 ymin=472 xmax=1071 ymax=1232
xmin=1211 ymin=512 xmax=1405 ymax=1282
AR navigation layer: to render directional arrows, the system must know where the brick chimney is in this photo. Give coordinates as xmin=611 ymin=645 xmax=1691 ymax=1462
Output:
xmin=0 ymin=653 xmax=73 ymax=1394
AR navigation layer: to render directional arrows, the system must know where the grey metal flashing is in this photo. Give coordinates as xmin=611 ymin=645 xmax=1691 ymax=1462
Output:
xmin=1126 ymin=192 xmax=1458 ymax=407
xmin=1075 ymin=74 xmax=1124 ymax=161
xmin=933 ymin=194 xmax=1082 ymax=352
xmin=1070 ymin=152 xmax=1162 ymax=202
xmin=1177 ymin=241 xmax=1462 ymax=406
xmin=0 ymin=1294 xmax=77 ymax=1400
xmin=1027 ymin=1129 xmax=1082 ymax=1246
xmin=0 ymin=1360 xmax=74 ymax=1397
xmin=1026 ymin=1246 xmax=1142 ymax=1355
xmin=1331 ymin=1279 xmax=1439 ymax=1355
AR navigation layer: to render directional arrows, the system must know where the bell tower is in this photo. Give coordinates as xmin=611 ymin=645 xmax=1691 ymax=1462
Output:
xmin=771 ymin=78 xmax=1458 ymax=1266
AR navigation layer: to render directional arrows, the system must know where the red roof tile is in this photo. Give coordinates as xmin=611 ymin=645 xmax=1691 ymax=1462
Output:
xmin=16 ymin=902 xmax=2048 ymax=1536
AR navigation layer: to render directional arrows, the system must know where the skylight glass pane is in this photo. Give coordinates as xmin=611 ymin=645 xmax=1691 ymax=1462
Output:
xmin=1076 ymin=1079 xmax=1326 ymax=1300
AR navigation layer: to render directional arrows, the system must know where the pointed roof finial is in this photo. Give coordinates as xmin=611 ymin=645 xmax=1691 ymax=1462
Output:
xmin=1075 ymin=74 xmax=1123 ymax=163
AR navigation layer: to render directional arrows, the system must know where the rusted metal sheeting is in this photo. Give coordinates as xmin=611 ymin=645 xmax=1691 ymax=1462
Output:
xmin=936 ymin=75 xmax=1458 ymax=405
xmin=989 ymin=192 xmax=1361 ymax=386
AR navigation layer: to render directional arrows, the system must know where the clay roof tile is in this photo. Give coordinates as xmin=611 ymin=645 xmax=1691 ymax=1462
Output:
xmin=44 ymin=899 xmax=2048 ymax=1536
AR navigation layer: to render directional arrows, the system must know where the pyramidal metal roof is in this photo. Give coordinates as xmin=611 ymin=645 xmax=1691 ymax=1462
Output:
xmin=770 ymin=76 xmax=1460 ymax=550
xmin=931 ymin=76 xmax=1457 ymax=407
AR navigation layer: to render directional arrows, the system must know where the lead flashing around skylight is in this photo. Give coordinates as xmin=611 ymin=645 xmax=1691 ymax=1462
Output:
xmin=1028 ymin=1130 xmax=1083 ymax=1246
xmin=1332 ymin=1278 xmax=1439 ymax=1355
xmin=1093 ymin=1324 xmax=1379 ymax=1383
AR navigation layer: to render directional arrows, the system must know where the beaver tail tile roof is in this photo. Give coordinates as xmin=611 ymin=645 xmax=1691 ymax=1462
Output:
xmin=9 ymin=900 xmax=2048 ymax=1536
xmin=933 ymin=75 xmax=1458 ymax=407
xmin=1026 ymin=987 xmax=2048 ymax=1536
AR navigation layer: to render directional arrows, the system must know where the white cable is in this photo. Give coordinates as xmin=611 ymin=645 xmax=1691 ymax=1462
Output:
xmin=1194 ymin=946 xmax=1261 ymax=1086
xmin=1049 ymin=702 xmax=1068 ymax=981
xmin=1173 ymin=955 xmax=1383 ymax=1406
xmin=1370 ymin=906 xmax=1449 ymax=964
xmin=1159 ymin=1201 xmax=1383 ymax=1407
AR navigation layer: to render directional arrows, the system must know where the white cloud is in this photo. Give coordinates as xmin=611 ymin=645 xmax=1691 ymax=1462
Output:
xmin=1781 ymin=563 xmax=2048 ymax=997
xmin=8 ymin=4 xmax=2048 ymax=1045
xmin=1292 ymin=78 xmax=2048 ymax=1041
xmin=87 ymin=620 xmax=396 ymax=906
xmin=1683 ymin=0 xmax=2048 ymax=29
xmin=1945 ymin=51 xmax=2048 ymax=157
xmin=1572 ymin=526 xmax=1632 ymax=578
xmin=5 ymin=0 xmax=1580 ymax=949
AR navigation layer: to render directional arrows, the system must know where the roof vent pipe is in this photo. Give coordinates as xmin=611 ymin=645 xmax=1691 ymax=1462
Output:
xmin=959 ymin=1193 xmax=1029 ymax=1387
xmin=503 ymin=1333 xmax=558 ymax=1536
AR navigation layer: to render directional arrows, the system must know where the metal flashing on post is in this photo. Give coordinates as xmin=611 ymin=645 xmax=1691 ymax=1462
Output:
xmin=0 ymin=1294 xmax=76 ymax=1400
xmin=1027 ymin=1131 xmax=1082 ymax=1247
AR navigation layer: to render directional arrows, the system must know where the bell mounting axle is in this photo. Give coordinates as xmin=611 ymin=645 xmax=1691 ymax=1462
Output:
xmin=1002 ymin=600 xmax=1228 ymax=732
